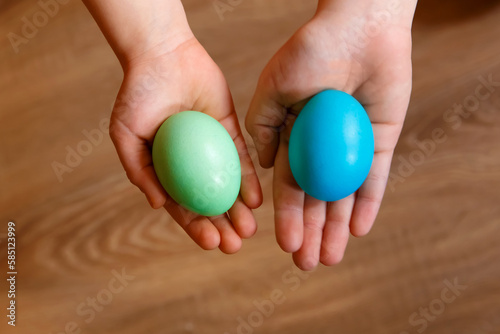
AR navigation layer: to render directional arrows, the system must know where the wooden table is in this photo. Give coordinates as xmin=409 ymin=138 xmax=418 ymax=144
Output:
xmin=1 ymin=0 xmax=499 ymax=333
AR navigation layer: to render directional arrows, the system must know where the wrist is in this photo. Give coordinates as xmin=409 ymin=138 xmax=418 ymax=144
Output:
xmin=316 ymin=0 xmax=417 ymax=29
xmin=119 ymin=23 xmax=195 ymax=70
xmin=83 ymin=0 xmax=195 ymax=69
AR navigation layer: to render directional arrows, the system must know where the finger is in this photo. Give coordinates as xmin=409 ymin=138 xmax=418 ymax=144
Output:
xmin=245 ymin=77 xmax=288 ymax=168
xmin=110 ymin=117 xmax=168 ymax=209
xmin=320 ymin=194 xmax=355 ymax=266
xmin=163 ymin=196 xmax=220 ymax=250
xmin=209 ymin=214 xmax=242 ymax=254
xmin=273 ymin=136 xmax=305 ymax=253
xmin=349 ymin=77 xmax=408 ymax=237
xmin=350 ymin=150 xmax=393 ymax=237
xmin=228 ymin=196 xmax=258 ymax=239
xmin=219 ymin=113 xmax=263 ymax=209
xmin=292 ymin=195 xmax=327 ymax=271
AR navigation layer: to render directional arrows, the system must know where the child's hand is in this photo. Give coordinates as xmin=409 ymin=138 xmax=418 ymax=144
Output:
xmin=246 ymin=0 xmax=417 ymax=270
xmin=111 ymin=37 xmax=263 ymax=253
xmin=82 ymin=0 xmax=262 ymax=253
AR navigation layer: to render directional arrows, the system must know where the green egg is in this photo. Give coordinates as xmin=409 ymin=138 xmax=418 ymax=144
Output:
xmin=152 ymin=111 xmax=241 ymax=216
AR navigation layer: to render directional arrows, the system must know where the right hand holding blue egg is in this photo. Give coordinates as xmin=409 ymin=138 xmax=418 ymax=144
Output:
xmin=288 ymin=90 xmax=374 ymax=202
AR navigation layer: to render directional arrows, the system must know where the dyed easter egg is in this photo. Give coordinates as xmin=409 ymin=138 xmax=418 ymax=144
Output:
xmin=288 ymin=90 xmax=374 ymax=202
xmin=152 ymin=111 xmax=241 ymax=216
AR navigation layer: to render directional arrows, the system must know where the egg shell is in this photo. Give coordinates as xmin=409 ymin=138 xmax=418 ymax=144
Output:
xmin=152 ymin=111 xmax=241 ymax=216
xmin=288 ymin=90 xmax=374 ymax=202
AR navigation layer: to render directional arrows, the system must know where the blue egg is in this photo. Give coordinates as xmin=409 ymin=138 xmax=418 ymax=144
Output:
xmin=288 ymin=90 xmax=374 ymax=202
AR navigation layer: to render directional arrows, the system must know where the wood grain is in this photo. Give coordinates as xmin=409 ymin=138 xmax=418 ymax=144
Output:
xmin=1 ymin=0 xmax=499 ymax=333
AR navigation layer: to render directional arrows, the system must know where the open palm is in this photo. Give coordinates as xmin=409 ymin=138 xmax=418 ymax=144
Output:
xmin=111 ymin=38 xmax=262 ymax=253
xmin=246 ymin=15 xmax=413 ymax=270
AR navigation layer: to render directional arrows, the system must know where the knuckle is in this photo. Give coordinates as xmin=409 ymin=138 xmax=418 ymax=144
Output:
xmin=126 ymin=170 xmax=142 ymax=188
xmin=303 ymin=214 xmax=324 ymax=231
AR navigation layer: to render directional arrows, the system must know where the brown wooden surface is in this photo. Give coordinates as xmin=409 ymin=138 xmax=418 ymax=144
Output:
xmin=1 ymin=0 xmax=500 ymax=333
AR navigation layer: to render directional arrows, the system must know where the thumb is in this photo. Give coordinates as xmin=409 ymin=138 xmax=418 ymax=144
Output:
xmin=109 ymin=114 xmax=168 ymax=210
xmin=245 ymin=75 xmax=288 ymax=169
